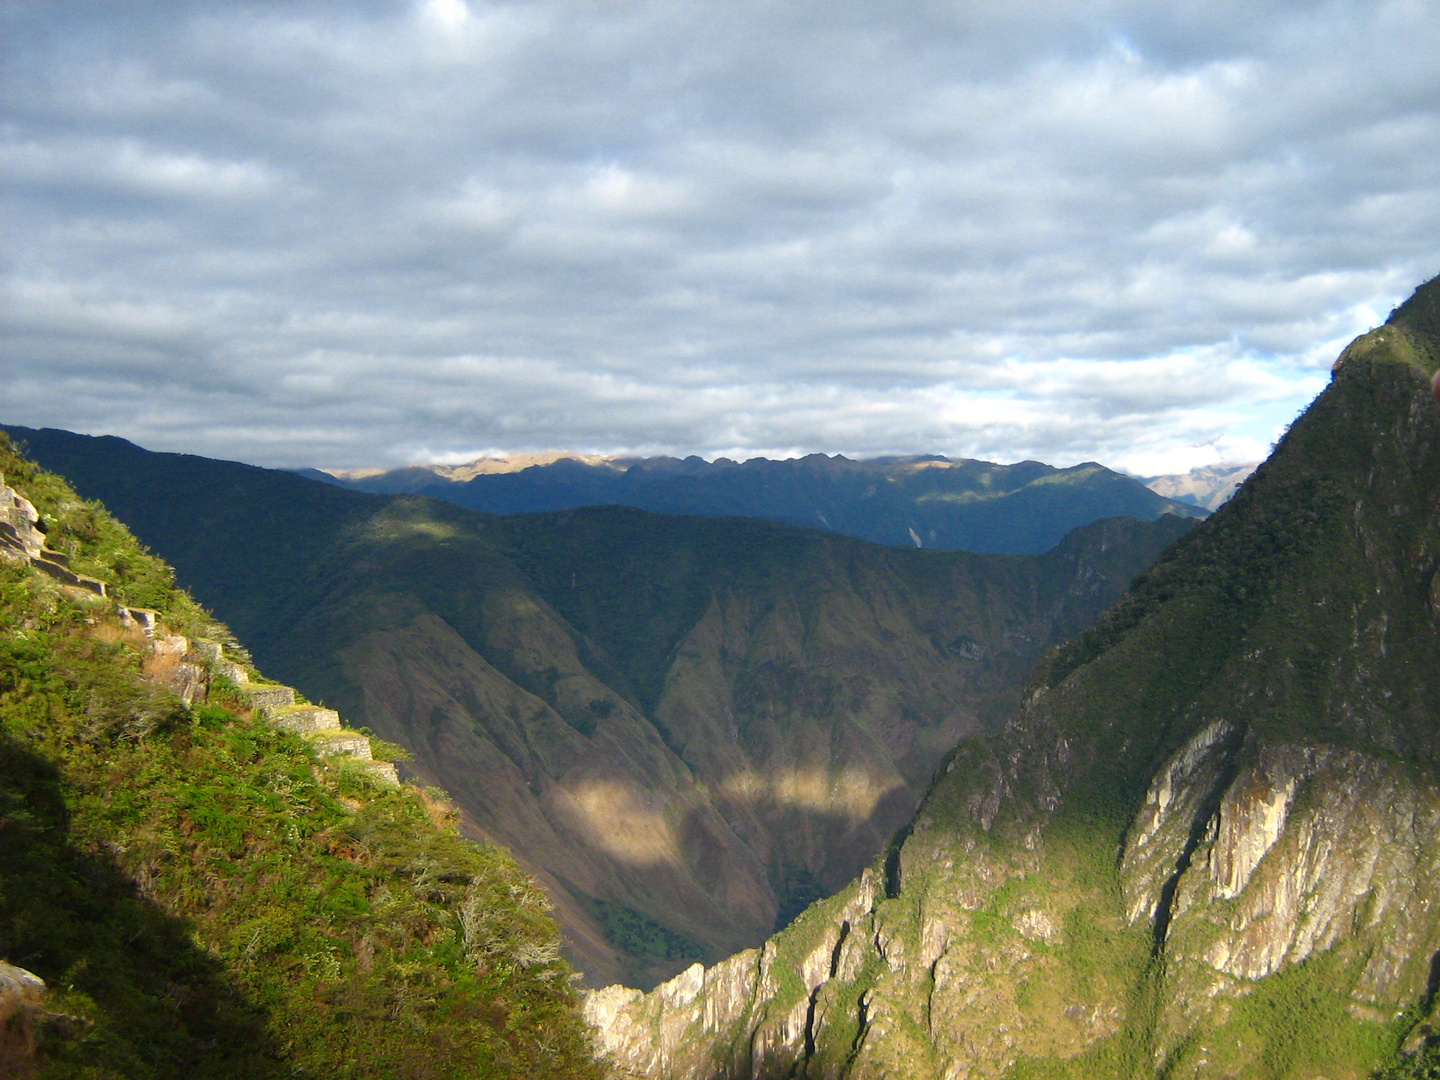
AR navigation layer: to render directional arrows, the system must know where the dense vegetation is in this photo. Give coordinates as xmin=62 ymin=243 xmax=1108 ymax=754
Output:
xmin=0 ymin=434 xmax=603 ymax=1078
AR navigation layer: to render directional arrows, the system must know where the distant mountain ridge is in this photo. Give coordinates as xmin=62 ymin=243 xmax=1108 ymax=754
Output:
xmin=302 ymin=452 xmax=1205 ymax=555
xmin=1142 ymin=460 xmax=1259 ymax=511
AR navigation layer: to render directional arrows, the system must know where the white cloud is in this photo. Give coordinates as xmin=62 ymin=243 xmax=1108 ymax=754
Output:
xmin=2 ymin=0 xmax=1438 ymax=470
xmin=2 ymin=136 xmax=278 ymax=200
xmin=422 ymin=0 xmax=472 ymax=33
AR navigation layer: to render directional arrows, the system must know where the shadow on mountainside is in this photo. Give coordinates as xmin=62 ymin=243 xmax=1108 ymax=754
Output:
xmin=0 ymin=734 xmax=285 ymax=1076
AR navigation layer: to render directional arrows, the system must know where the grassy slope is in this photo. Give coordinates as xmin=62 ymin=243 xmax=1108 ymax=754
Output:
xmin=0 ymin=435 xmax=602 ymax=1079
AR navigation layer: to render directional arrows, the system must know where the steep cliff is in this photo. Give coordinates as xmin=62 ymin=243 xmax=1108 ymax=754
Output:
xmin=586 ymin=276 xmax=1440 ymax=1079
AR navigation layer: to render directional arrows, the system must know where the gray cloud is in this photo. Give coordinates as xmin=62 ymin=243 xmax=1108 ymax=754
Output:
xmin=3 ymin=0 xmax=1438 ymax=474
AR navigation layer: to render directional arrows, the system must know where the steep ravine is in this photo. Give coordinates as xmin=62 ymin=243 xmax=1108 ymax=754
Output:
xmin=0 ymin=427 xmax=1193 ymax=988
xmin=262 ymin=511 xmax=1198 ymax=991
xmin=584 ymin=279 xmax=1440 ymax=1078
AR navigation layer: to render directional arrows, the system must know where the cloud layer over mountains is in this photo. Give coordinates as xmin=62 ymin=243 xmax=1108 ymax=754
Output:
xmin=4 ymin=0 xmax=1439 ymax=472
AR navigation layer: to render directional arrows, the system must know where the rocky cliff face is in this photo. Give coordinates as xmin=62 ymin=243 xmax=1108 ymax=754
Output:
xmin=585 ymin=278 xmax=1440 ymax=1078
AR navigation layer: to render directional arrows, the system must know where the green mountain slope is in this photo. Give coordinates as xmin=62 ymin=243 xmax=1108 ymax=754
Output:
xmin=586 ymin=276 xmax=1440 ymax=1080
xmin=316 ymin=452 xmax=1205 ymax=555
xmin=0 ymin=436 xmax=601 ymax=1078
xmin=0 ymin=428 xmax=1193 ymax=988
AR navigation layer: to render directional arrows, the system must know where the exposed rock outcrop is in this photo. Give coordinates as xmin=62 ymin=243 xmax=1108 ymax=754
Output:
xmin=0 ymin=473 xmax=105 ymax=596
xmin=0 ymin=961 xmax=85 ymax=1077
xmin=0 ymin=961 xmax=48 ymax=1076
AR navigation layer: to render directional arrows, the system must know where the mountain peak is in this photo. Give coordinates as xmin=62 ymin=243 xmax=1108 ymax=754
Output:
xmin=1388 ymin=270 xmax=1440 ymax=340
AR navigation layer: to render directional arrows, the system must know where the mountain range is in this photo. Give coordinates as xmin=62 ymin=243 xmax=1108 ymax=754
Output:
xmin=3 ymin=274 xmax=1437 ymax=1077
xmin=1142 ymin=461 xmax=1260 ymax=512
xmin=302 ymin=453 xmax=1205 ymax=555
xmin=2 ymin=425 xmax=1193 ymax=988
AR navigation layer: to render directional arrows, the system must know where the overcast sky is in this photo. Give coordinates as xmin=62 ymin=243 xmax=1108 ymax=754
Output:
xmin=3 ymin=0 xmax=1438 ymax=474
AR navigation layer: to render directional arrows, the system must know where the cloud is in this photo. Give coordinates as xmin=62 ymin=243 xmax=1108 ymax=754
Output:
xmin=2 ymin=0 xmax=1438 ymax=471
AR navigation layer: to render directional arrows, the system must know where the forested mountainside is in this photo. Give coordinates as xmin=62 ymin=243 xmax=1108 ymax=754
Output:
xmin=0 ymin=427 xmax=1193 ymax=988
xmin=308 ymin=452 xmax=1203 ymax=555
xmin=0 ymin=435 xmax=602 ymax=1078
xmin=585 ymin=278 xmax=1440 ymax=1080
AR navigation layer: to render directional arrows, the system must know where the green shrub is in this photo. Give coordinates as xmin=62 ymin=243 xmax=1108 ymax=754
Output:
xmin=0 ymin=434 xmax=604 ymax=1079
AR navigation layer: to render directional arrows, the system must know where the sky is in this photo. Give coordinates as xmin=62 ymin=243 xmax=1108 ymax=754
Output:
xmin=3 ymin=0 xmax=1438 ymax=476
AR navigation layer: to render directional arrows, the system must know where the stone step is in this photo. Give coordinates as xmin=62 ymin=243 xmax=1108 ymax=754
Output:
xmin=30 ymin=556 xmax=106 ymax=597
xmin=361 ymin=761 xmax=400 ymax=785
xmin=193 ymin=639 xmax=223 ymax=663
xmin=214 ymin=660 xmax=249 ymax=685
xmin=39 ymin=547 xmax=70 ymax=568
xmin=270 ymin=704 xmax=341 ymax=734
xmin=118 ymin=606 xmax=159 ymax=635
xmin=246 ymin=685 xmax=295 ymax=711
xmin=312 ymin=731 xmax=373 ymax=760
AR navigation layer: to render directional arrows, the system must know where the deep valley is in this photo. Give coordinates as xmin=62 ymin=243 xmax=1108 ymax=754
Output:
xmin=1 ymin=427 xmax=1191 ymax=987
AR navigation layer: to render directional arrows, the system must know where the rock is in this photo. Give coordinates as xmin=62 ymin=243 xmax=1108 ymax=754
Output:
xmin=192 ymin=639 xmax=223 ymax=662
xmin=0 ymin=960 xmax=45 ymax=1013
xmin=314 ymin=731 xmax=373 ymax=760
xmin=166 ymin=662 xmax=208 ymax=705
xmin=151 ymin=634 xmax=189 ymax=659
xmin=1120 ymin=719 xmax=1238 ymax=927
xmin=27 ymin=555 xmax=106 ymax=596
xmin=246 ymin=685 xmax=296 ymax=712
xmin=253 ymin=696 xmax=395 ymax=783
xmin=0 ymin=961 xmax=69 ymax=1077
xmin=0 ymin=476 xmax=106 ymax=596
xmin=269 ymin=705 xmax=342 ymax=734
xmin=214 ymin=660 xmax=249 ymax=684
xmin=1011 ymin=909 xmax=1060 ymax=944
xmin=0 ymin=962 xmax=44 ymax=1075
xmin=360 ymin=760 xmax=400 ymax=784
xmin=118 ymin=606 xmax=159 ymax=635
xmin=0 ymin=477 xmax=45 ymax=559
xmin=139 ymin=634 xmax=208 ymax=704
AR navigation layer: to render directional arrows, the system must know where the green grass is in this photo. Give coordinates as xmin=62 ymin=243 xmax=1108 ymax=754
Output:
xmin=0 ymin=433 xmax=603 ymax=1079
